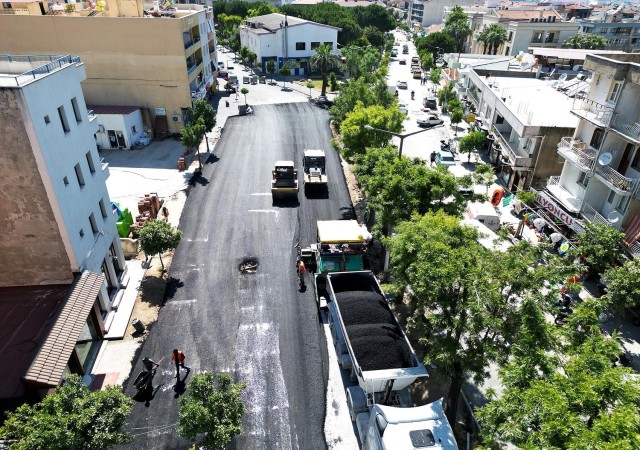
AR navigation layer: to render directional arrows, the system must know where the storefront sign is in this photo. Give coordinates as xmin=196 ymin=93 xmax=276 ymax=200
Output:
xmin=536 ymin=191 xmax=577 ymax=229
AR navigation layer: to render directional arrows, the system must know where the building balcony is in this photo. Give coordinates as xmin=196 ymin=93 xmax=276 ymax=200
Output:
xmin=100 ymin=158 xmax=110 ymax=179
xmin=571 ymin=98 xmax=613 ymax=128
xmin=557 ymin=137 xmax=596 ymax=171
xmin=581 ymin=202 xmax=615 ymax=228
xmin=610 ymin=113 xmax=640 ymax=144
xmin=594 ymin=164 xmax=639 ymax=194
xmin=546 ymin=176 xmax=584 ymax=212
xmin=494 ymin=129 xmax=534 ymax=169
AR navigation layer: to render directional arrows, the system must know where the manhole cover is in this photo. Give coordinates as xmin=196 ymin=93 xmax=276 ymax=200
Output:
xmin=239 ymin=258 xmax=259 ymax=274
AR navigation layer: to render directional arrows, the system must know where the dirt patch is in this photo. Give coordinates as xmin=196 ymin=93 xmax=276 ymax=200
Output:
xmin=123 ymin=252 xmax=174 ymax=341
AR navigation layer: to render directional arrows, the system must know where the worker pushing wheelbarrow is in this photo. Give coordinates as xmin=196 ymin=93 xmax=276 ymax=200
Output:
xmin=133 ymin=357 xmax=162 ymax=393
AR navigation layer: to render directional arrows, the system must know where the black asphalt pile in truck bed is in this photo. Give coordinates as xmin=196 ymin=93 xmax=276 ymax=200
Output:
xmin=336 ymin=291 xmax=413 ymax=370
xmin=330 ymin=273 xmax=377 ymax=294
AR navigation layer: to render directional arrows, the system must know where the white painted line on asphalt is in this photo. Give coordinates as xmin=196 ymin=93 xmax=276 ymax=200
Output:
xmin=166 ymin=299 xmax=197 ymax=305
xmin=185 ymin=235 xmax=208 ymax=242
xmin=250 ymin=192 xmax=272 ymax=196
xmin=239 ymin=322 xmax=272 ymax=331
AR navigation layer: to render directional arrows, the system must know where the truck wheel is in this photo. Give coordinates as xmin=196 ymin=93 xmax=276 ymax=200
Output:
xmin=347 ymin=387 xmax=367 ymax=422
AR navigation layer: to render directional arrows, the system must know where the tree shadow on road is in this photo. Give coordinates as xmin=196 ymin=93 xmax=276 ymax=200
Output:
xmin=163 ymin=277 xmax=185 ymax=303
xmin=188 ymin=172 xmax=209 ymax=187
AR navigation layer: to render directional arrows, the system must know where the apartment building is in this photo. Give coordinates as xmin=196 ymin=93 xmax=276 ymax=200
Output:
xmin=464 ymin=9 xmax=580 ymax=56
xmin=466 ymin=69 xmax=578 ymax=191
xmin=539 ymin=53 xmax=640 ymax=256
xmin=239 ymin=13 xmax=340 ymax=76
xmin=577 ymin=16 xmax=640 ymax=53
xmin=408 ymin=0 xmax=477 ymax=28
xmin=0 ymin=55 xmax=125 ymax=397
xmin=0 ymin=0 xmax=218 ymax=135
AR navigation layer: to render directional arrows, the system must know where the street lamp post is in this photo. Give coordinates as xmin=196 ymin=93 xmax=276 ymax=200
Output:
xmin=364 ymin=125 xmax=435 ymax=159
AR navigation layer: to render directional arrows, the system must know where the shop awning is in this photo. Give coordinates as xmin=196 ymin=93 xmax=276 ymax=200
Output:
xmin=623 ymin=215 xmax=640 ymax=249
xmin=24 ymin=272 xmax=104 ymax=389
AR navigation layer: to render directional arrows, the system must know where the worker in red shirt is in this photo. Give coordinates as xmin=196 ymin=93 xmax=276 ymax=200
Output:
xmin=171 ymin=348 xmax=190 ymax=379
xmin=296 ymin=258 xmax=306 ymax=287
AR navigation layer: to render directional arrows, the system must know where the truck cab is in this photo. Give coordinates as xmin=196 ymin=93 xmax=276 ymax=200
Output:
xmin=271 ymin=161 xmax=298 ymax=200
xmin=302 ymin=149 xmax=327 ymax=194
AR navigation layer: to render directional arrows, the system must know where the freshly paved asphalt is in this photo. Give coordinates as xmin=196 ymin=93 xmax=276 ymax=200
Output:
xmin=119 ymin=103 xmax=353 ymax=449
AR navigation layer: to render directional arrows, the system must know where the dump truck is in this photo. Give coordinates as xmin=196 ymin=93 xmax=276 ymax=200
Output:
xmin=271 ymin=161 xmax=298 ymax=200
xmin=326 ymin=270 xmax=457 ymax=449
xmin=302 ymin=149 xmax=327 ymax=193
xmin=298 ymin=221 xmax=371 ymax=318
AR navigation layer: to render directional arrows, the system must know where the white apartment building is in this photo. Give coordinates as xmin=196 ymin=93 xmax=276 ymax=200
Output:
xmin=541 ymin=53 xmax=640 ymax=256
xmin=466 ymin=69 xmax=578 ymax=191
xmin=0 ymin=55 xmax=126 ymax=397
xmin=239 ymin=13 xmax=340 ymax=76
xmin=409 ymin=0 xmax=478 ymax=29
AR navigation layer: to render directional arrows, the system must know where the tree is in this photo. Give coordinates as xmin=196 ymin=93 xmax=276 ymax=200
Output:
xmin=473 ymin=163 xmax=495 ymax=194
xmin=306 ymin=81 xmax=315 ymax=97
xmin=485 ymin=24 xmax=508 ymax=55
xmin=444 ymin=6 xmax=471 ymax=53
xmin=239 ymin=46 xmax=249 ymax=66
xmin=563 ymin=33 xmax=608 ymax=50
xmin=341 ymin=103 xmax=405 ymax=158
xmin=247 ymin=51 xmax=257 ymax=67
xmin=190 ymin=99 xmax=216 ymax=154
xmin=138 ymin=220 xmax=182 ymax=271
xmin=428 ymin=67 xmax=441 ymax=87
xmin=329 ymin=71 xmax=338 ymax=91
xmin=575 ymin=222 xmax=624 ymax=276
xmin=449 ymin=107 xmax=463 ymax=135
xmin=458 ymin=130 xmax=485 ymax=162
xmin=437 ymin=81 xmax=455 ymax=107
xmin=341 ymin=45 xmax=378 ymax=81
xmin=240 ymin=87 xmax=249 ymax=105
xmin=0 ymin=374 xmax=132 ymax=450
xmin=310 ymin=43 xmax=342 ymax=98
xmin=266 ymin=59 xmax=276 ymax=83
xmin=330 ymin=76 xmax=394 ymax=127
xmin=247 ymin=2 xmax=277 ymax=18
xmin=602 ymin=259 xmax=640 ymax=324
xmin=181 ymin=121 xmax=206 ymax=171
xmin=416 ymin=32 xmax=456 ymax=61
xmin=178 ymin=372 xmax=246 ymax=449
xmin=388 ymin=213 xmax=547 ymax=425
xmin=477 ymin=27 xmax=492 ymax=55
xmin=363 ymin=26 xmax=385 ymax=47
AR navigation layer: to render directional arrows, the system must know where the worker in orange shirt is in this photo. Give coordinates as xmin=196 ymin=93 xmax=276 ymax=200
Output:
xmin=171 ymin=348 xmax=190 ymax=379
xmin=296 ymin=258 xmax=306 ymax=288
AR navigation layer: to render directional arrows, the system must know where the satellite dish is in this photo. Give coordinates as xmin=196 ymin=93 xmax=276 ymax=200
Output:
xmin=576 ymin=73 xmax=586 ymax=81
xmin=551 ymin=80 xmax=560 ymax=88
xmin=559 ymin=73 xmax=568 ymax=82
xmin=608 ymin=211 xmax=622 ymax=224
xmin=598 ymin=152 xmax=613 ymax=166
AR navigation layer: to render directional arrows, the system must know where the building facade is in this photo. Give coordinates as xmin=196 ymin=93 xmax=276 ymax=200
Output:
xmin=577 ymin=18 xmax=640 ymax=54
xmin=0 ymin=0 xmax=218 ymax=134
xmin=540 ymin=53 xmax=640 ymax=256
xmin=0 ymin=55 xmax=125 ymax=397
xmin=239 ymin=13 xmax=340 ymax=76
xmin=409 ymin=0 xmax=478 ymax=29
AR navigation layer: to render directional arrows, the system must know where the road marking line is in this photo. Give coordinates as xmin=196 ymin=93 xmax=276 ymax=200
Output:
xmin=167 ymin=299 xmax=197 ymax=305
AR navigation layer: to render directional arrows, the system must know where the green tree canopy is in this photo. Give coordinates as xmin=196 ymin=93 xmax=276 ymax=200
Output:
xmin=247 ymin=2 xmax=277 ymax=17
xmin=443 ymin=6 xmax=471 ymax=53
xmin=602 ymin=258 xmax=640 ymax=321
xmin=341 ymin=103 xmax=405 ymax=158
xmin=0 ymin=374 xmax=132 ymax=450
xmin=428 ymin=67 xmax=442 ymax=86
xmin=458 ymin=130 xmax=486 ymax=162
xmin=563 ymin=33 xmax=608 ymax=50
xmin=330 ymin=76 xmax=394 ymax=127
xmin=363 ymin=26 xmax=385 ymax=47
xmin=138 ymin=220 xmax=182 ymax=270
xmin=310 ymin=43 xmax=342 ymax=97
xmin=266 ymin=59 xmax=276 ymax=80
xmin=178 ymin=372 xmax=246 ymax=449
xmin=485 ymin=24 xmax=508 ymax=55
xmin=350 ymin=4 xmax=396 ymax=31
xmin=341 ymin=45 xmax=379 ymax=81
xmin=190 ymin=99 xmax=216 ymax=153
xmin=449 ymin=107 xmax=463 ymax=134
xmin=575 ymin=222 xmax=624 ymax=275
xmin=416 ymin=32 xmax=456 ymax=60
xmin=181 ymin=121 xmax=206 ymax=171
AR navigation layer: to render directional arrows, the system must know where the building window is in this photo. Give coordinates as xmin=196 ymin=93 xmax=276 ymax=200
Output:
xmin=71 ymin=97 xmax=82 ymax=122
xmin=505 ymin=46 xmax=510 ymax=55
xmin=44 ymin=115 xmax=50 ymax=124
xmin=131 ymin=125 xmax=137 ymax=134
xmin=495 ymin=114 xmax=504 ymax=125
xmin=89 ymin=213 xmax=99 ymax=234
xmin=532 ymin=32 xmax=543 ymax=43
xmin=607 ymin=190 xmax=616 ymax=204
xmin=63 ymin=176 xmax=69 ymax=186
xmin=545 ymin=32 xmax=555 ymax=43
xmin=631 ymin=150 xmax=640 ymax=171
xmin=58 ymin=105 xmax=70 ymax=133
xmin=590 ymin=128 xmax=605 ymax=149
xmin=607 ymin=81 xmax=622 ymax=103
xmin=508 ymin=31 xmax=513 ymax=41
xmin=618 ymin=195 xmax=631 ymax=212
xmin=74 ymin=163 xmax=85 ymax=187
xmin=296 ymin=42 xmax=305 ymax=51
xmin=311 ymin=42 xmax=320 ymax=50
xmin=577 ymin=171 xmax=589 ymax=187
xmin=79 ymin=228 xmax=84 ymax=238
xmin=323 ymin=42 xmax=333 ymax=50
xmin=99 ymin=199 xmax=108 ymax=218
xmin=86 ymin=151 xmax=96 ymax=173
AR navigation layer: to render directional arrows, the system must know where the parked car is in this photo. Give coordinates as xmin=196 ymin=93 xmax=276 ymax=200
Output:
xmin=227 ymin=62 xmax=234 ymax=70
xmin=391 ymin=49 xmax=398 ymax=57
xmin=416 ymin=114 xmax=443 ymax=127
xmin=397 ymin=80 xmax=408 ymax=89
xmin=218 ymin=70 xmax=229 ymax=80
xmin=424 ymin=95 xmax=437 ymax=109
xmin=398 ymin=103 xmax=408 ymax=115
xmin=411 ymin=56 xmax=420 ymax=64
xmin=399 ymin=59 xmax=407 ymax=65
xmin=412 ymin=70 xmax=422 ymax=79
xmin=435 ymin=149 xmax=456 ymax=167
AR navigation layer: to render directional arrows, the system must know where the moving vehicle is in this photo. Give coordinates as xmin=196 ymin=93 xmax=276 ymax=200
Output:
xmin=397 ymin=80 xmax=408 ymax=89
xmin=424 ymin=95 xmax=437 ymax=109
xmin=391 ymin=48 xmax=398 ymax=57
xmin=399 ymin=59 xmax=407 ymax=65
xmin=435 ymin=149 xmax=456 ymax=167
xmin=398 ymin=103 xmax=408 ymax=115
xmin=271 ymin=161 xmax=298 ymax=200
xmin=302 ymin=149 xmax=327 ymax=192
xmin=402 ymin=44 xmax=409 ymax=54
xmin=411 ymin=56 xmax=420 ymax=65
xmin=417 ymin=114 xmax=444 ymax=127
xmin=412 ymin=70 xmax=422 ymax=79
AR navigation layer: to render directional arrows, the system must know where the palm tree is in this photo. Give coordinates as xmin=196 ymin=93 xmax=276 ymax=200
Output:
xmin=486 ymin=24 xmax=508 ymax=55
xmin=309 ymin=43 xmax=342 ymax=98
xmin=563 ymin=34 xmax=608 ymax=50
xmin=477 ymin=27 xmax=491 ymax=55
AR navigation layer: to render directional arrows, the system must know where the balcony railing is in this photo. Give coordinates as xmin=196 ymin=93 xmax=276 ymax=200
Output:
xmin=557 ymin=137 xmax=596 ymax=170
xmin=581 ymin=203 xmax=613 ymax=227
xmin=594 ymin=164 xmax=639 ymax=193
xmin=629 ymin=241 xmax=640 ymax=257
xmin=571 ymin=97 xmax=613 ymax=127
xmin=87 ymin=109 xmax=97 ymax=121
xmin=546 ymin=176 xmax=584 ymax=212
xmin=494 ymin=128 xmax=534 ymax=168
xmin=610 ymin=113 xmax=640 ymax=143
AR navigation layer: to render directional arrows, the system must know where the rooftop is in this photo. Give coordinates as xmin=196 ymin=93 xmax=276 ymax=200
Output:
xmin=87 ymin=105 xmax=140 ymax=115
xmin=478 ymin=75 xmax=580 ymax=128
xmin=496 ymin=9 xmax=563 ymax=22
xmin=0 ymin=54 xmax=81 ymax=88
xmin=528 ymin=47 xmax=627 ymax=60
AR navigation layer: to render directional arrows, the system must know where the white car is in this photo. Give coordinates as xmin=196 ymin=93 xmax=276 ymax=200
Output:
xmin=416 ymin=115 xmax=444 ymax=127
xmin=397 ymin=81 xmax=408 ymax=89
xmin=398 ymin=103 xmax=408 ymax=115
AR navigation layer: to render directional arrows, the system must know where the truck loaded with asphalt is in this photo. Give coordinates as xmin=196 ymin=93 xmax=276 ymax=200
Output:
xmin=325 ymin=271 xmax=457 ymax=449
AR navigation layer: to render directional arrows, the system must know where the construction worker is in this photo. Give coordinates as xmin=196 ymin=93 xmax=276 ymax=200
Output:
xmin=296 ymin=258 xmax=306 ymax=287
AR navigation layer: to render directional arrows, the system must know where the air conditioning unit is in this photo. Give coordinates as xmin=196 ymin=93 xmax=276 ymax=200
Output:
xmin=172 ymin=115 xmax=181 ymax=122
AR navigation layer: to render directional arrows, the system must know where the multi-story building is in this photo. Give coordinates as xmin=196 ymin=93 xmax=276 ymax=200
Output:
xmin=239 ymin=13 xmax=340 ymax=76
xmin=463 ymin=8 xmax=580 ymax=56
xmin=466 ymin=68 xmax=578 ymax=191
xmin=408 ymin=0 xmax=478 ymax=29
xmin=0 ymin=55 xmax=125 ymax=398
xmin=0 ymin=0 xmax=218 ymax=135
xmin=577 ymin=13 xmax=640 ymax=54
xmin=539 ymin=53 xmax=640 ymax=256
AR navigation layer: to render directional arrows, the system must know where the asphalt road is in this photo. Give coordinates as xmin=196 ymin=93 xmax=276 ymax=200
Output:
xmin=120 ymin=103 xmax=354 ymax=449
